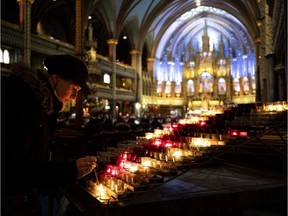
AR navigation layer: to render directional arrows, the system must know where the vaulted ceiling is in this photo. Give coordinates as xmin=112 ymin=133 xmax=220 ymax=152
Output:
xmin=87 ymin=0 xmax=261 ymax=63
xmin=2 ymin=0 xmax=262 ymax=64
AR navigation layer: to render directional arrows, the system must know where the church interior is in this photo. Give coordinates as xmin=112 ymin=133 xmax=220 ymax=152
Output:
xmin=1 ymin=0 xmax=286 ymax=119
xmin=1 ymin=0 xmax=287 ymax=216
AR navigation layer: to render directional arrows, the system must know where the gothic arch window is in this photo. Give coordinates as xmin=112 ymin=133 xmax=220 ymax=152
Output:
xmin=0 ymin=49 xmax=10 ymax=64
xmin=242 ymin=76 xmax=249 ymax=95
xmin=187 ymin=79 xmax=194 ymax=96
xmin=189 ymin=61 xmax=195 ymax=78
xmin=217 ymin=59 xmax=226 ymax=76
xmin=247 ymin=53 xmax=255 ymax=76
xmin=157 ymin=81 xmax=162 ymax=96
xmin=0 ymin=49 xmax=3 ymax=62
xmin=218 ymin=78 xmax=226 ymax=95
xmin=165 ymin=81 xmax=171 ymax=97
xmin=175 ymin=81 xmax=181 ymax=97
xmin=251 ymin=76 xmax=256 ymax=94
xmin=233 ymin=78 xmax=240 ymax=95
xmin=199 ymin=72 xmax=213 ymax=93
xmin=103 ymin=73 xmax=110 ymax=84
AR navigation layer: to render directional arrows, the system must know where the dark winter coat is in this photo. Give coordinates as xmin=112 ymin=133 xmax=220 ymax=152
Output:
xmin=1 ymin=63 xmax=77 ymax=197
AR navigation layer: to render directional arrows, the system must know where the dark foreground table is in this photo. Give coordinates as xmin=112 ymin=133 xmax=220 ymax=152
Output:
xmin=60 ymin=163 xmax=287 ymax=216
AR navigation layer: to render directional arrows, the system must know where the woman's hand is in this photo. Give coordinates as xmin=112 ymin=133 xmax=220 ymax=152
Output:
xmin=76 ymin=156 xmax=97 ymax=178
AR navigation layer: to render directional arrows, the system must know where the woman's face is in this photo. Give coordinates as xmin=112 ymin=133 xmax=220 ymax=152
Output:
xmin=51 ymin=74 xmax=81 ymax=104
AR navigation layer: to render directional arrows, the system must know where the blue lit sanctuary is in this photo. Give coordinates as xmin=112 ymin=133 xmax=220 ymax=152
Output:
xmin=152 ymin=6 xmax=256 ymax=113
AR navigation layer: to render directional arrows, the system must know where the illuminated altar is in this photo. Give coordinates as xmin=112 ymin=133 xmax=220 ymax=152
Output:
xmin=149 ymin=9 xmax=257 ymax=116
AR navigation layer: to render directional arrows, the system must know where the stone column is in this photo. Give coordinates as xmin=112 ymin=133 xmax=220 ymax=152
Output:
xmin=17 ymin=0 xmax=34 ymax=66
xmin=256 ymin=0 xmax=269 ymax=102
xmin=226 ymin=76 xmax=231 ymax=102
xmin=75 ymin=0 xmax=85 ymax=128
xmin=213 ymin=77 xmax=218 ymax=99
xmin=146 ymin=58 xmax=155 ymax=75
xmin=255 ymin=39 xmax=262 ymax=102
xmin=130 ymin=50 xmax=142 ymax=102
xmin=107 ymin=39 xmax=118 ymax=118
xmin=265 ymin=53 xmax=276 ymax=101
xmin=107 ymin=39 xmax=117 ymax=61
xmin=264 ymin=1 xmax=276 ymax=102
xmin=147 ymin=57 xmax=156 ymax=96
xmin=136 ymin=51 xmax=142 ymax=103
xmin=130 ymin=50 xmax=138 ymax=97
xmin=225 ymin=60 xmax=231 ymax=101
xmin=195 ymin=78 xmax=199 ymax=99
xmin=130 ymin=50 xmax=139 ymax=69
xmin=274 ymin=64 xmax=287 ymax=101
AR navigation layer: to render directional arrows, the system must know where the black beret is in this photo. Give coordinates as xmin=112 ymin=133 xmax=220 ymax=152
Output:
xmin=43 ymin=54 xmax=91 ymax=94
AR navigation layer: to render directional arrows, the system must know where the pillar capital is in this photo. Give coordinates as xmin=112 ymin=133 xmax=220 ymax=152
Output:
xmin=254 ymin=37 xmax=261 ymax=44
xmin=264 ymin=52 xmax=275 ymax=58
xmin=17 ymin=0 xmax=34 ymax=4
xmin=274 ymin=64 xmax=285 ymax=73
xmin=107 ymin=39 xmax=118 ymax=45
xmin=146 ymin=57 xmax=155 ymax=62
xmin=130 ymin=50 xmax=141 ymax=55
